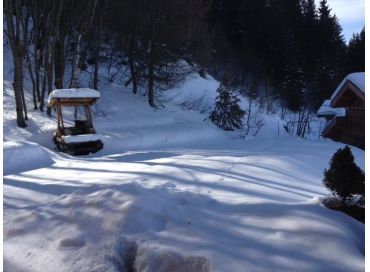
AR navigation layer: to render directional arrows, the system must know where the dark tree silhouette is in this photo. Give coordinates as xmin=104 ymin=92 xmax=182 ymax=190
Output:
xmin=323 ymin=146 xmax=364 ymax=204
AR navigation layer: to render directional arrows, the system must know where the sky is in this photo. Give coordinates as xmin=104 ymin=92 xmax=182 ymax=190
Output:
xmin=316 ymin=0 xmax=365 ymax=42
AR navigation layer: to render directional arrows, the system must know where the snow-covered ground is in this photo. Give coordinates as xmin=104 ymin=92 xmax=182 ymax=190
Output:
xmin=3 ymin=69 xmax=365 ymax=271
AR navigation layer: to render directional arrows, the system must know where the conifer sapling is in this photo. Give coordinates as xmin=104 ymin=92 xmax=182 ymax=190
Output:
xmin=209 ymin=80 xmax=245 ymax=131
xmin=323 ymin=146 xmax=364 ymax=204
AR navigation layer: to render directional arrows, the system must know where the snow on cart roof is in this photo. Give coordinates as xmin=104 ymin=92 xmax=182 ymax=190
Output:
xmin=48 ymin=88 xmax=100 ymax=105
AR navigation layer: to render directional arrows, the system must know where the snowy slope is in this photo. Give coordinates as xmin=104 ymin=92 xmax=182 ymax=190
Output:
xmin=3 ymin=68 xmax=365 ymax=272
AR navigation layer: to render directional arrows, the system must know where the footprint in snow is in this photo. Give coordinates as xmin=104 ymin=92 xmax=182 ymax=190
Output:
xmin=5 ymin=228 xmax=26 ymax=238
xmin=58 ymin=235 xmax=86 ymax=249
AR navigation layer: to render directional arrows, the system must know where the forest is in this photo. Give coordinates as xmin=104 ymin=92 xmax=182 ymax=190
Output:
xmin=4 ymin=0 xmax=365 ymax=128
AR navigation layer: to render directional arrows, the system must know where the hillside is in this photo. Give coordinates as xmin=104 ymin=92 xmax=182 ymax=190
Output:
xmin=3 ymin=69 xmax=365 ymax=271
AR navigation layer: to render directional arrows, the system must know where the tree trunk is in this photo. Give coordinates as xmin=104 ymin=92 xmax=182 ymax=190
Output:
xmin=35 ymin=49 xmax=41 ymax=102
xmin=40 ymin=72 xmax=47 ymax=112
xmin=70 ymin=34 xmax=82 ymax=88
xmin=52 ymin=0 xmax=65 ymax=89
xmin=13 ymin=53 xmax=27 ymax=127
xmin=93 ymin=52 xmax=99 ymax=90
xmin=54 ymin=38 xmax=65 ymax=89
xmin=40 ymin=40 xmax=50 ymax=112
xmin=148 ymin=42 xmax=155 ymax=107
xmin=25 ymin=47 xmax=38 ymax=110
xmin=33 ymin=9 xmax=41 ymax=102
xmin=25 ymin=52 xmax=38 ymax=110
xmin=246 ymin=97 xmax=253 ymax=135
xmin=21 ymin=85 xmax=28 ymax=120
xmin=47 ymin=45 xmax=54 ymax=116
xmin=21 ymin=6 xmax=37 ymax=110
xmin=148 ymin=62 xmax=155 ymax=107
xmin=93 ymin=14 xmax=102 ymax=90
xmin=30 ymin=0 xmax=41 ymax=102
xmin=5 ymin=0 xmax=27 ymax=127
xmin=128 ymin=33 xmax=138 ymax=94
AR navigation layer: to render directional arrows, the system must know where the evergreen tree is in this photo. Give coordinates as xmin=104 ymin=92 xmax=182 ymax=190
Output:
xmin=282 ymin=64 xmax=304 ymax=111
xmin=280 ymin=13 xmax=305 ymax=112
xmin=308 ymin=0 xmax=346 ymax=109
xmin=301 ymin=0 xmax=319 ymax=82
xmin=312 ymin=63 xmax=335 ymax=106
xmin=318 ymin=1 xmax=346 ymax=66
xmin=323 ymin=146 xmax=365 ymax=204
xmin=209 ymin=80 xmax=245 ymax=131
xmin=346 ymin=28 xmax=365 ymax=73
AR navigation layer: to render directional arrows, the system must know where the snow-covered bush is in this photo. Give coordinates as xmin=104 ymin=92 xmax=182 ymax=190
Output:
xmin=209 ymin=82 xmax=245 ymax=131
xmin=323 ymin=146 xmax=364 ymax=204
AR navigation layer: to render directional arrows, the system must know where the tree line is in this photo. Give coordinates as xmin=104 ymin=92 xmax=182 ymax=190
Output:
xmin=4 ymin=0 xmax=364 ymax=128
xmin=207 ymin=0 xmax=364 ymax=111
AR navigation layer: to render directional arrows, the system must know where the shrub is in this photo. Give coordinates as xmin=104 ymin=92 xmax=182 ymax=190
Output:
xmin=323 ymin=146 xmax=364 ymax=204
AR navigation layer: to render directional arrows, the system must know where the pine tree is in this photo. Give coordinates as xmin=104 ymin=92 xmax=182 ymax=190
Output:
xmin=209 ymin=81 xmax=245 ymax=131
xmin=309 ymin=0 xmax=346 ymax=108
xmin=301 ymin=0 xmax=319 ymax=82
xmin=282 ymin=64 xmax=304 ymax=112
xmin=318 ymin=1 xmax=346 ymax=67
xmin=281 ymin=23 xmax=305 ymax=112
xmin=346 ymin=28 xmax=365 ymax=73
xmin=323 ymin=146 xmax=365 ymax=204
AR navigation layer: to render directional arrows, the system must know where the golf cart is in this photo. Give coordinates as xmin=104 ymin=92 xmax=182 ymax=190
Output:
xmin=48 ymin=88 xmax=104 ymax=155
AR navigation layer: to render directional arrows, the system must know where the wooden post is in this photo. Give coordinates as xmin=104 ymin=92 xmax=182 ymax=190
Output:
xmin=58 ymin=105 xmax=64 ymax=128
xmin=85 ymin=105 xmax=93 ymax=127
xmin=83 ymin=105 xmax=89 ymax=127
xmin=56 ymin=105 xmax=60 ymax=128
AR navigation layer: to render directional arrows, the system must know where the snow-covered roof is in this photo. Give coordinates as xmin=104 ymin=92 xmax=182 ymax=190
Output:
xmin=48 ymin=88 xmax=100 ymax=104
xmin=62 ymin=134 xmax=103 ymax=144
xmin=317 ymin=100 xmax=346 ymax=117
xmin=330 ymin=72 xmax=365 ymax=101
xmin=318 ymin=72 xmax=364 ymax=117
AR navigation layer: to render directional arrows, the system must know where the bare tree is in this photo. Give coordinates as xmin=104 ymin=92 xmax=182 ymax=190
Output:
xmin=69 ymin=0 xmax=99 ymax=88
xmin=4 ymin=0 xmax=27 ymax=127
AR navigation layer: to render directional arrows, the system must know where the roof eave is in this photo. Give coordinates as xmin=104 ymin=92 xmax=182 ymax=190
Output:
xmin=331 ymin=80 xmax=365 ymax=108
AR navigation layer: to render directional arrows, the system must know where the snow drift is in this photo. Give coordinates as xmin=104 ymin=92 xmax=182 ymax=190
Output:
xmin=4 ymin=141 xmax=55 ymax=175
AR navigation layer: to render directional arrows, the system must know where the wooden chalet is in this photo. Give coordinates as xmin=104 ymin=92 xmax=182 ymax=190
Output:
xmin=317 ymin=72 xmax=365 ymax=150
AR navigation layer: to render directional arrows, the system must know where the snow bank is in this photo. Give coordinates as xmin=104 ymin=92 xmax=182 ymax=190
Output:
xmin=4 ymin=141 xmax=55 ymax=175
xmin=3 ymin=183 xmax=364 ymax=272
xmin=163 ymin=73 xmax=220 ymax=113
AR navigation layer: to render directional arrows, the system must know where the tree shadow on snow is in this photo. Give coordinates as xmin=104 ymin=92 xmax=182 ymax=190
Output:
xmin=3 ymin=177 xmax=364 ymax=272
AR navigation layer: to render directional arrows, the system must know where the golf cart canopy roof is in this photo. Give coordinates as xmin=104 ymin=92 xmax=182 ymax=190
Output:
xmin=48 ymin=88 xmax=100 ymax=106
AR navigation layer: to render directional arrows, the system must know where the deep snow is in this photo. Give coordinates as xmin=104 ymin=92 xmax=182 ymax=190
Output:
xmin=3 ymin=65 xmax=365 ymax=271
